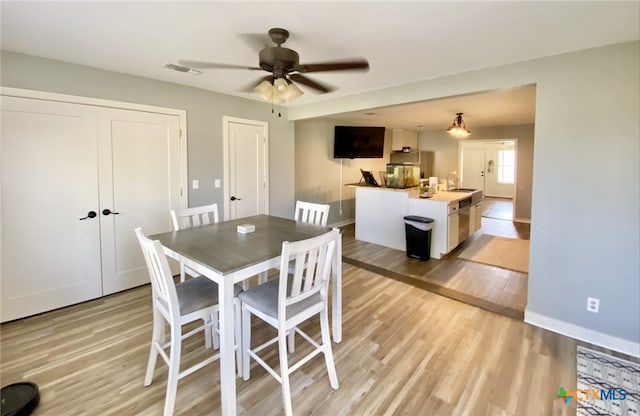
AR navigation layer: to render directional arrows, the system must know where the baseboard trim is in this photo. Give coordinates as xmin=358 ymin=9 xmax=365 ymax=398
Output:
xmin=513 ymin=217 xmax=531 ymax=224
xmin=524 ymin=309 xmax=640 ymax=358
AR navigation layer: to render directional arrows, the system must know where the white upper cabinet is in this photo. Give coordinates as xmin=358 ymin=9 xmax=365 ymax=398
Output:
xmin=391 ymin=129 xmax=418 ymax=151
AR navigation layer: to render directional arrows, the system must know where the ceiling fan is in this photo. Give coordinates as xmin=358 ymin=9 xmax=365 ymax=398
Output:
xmin=179 ymin=28 xmax=369 ymax=103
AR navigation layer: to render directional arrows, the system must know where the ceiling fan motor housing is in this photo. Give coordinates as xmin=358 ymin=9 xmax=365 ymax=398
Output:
xmin=259 ymin=47 xmax=299 ymax=75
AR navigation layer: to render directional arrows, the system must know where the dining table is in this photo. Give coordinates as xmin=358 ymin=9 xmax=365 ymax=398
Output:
xmin=149 ymin=214 xmax=342 ymax=415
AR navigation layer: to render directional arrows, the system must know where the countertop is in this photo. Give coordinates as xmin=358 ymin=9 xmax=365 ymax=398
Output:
xmin=410 ymin=190 xmax=479 ymax=203
xmin=348 ymin=183 xmax=480 ymax=204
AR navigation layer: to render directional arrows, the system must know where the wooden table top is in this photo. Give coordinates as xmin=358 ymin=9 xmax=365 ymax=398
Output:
xmin=150 ymin=214 xmax=332 ymax=275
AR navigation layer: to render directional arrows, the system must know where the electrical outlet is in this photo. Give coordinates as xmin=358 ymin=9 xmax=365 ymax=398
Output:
xmin=214 ymin=179 xmax=221 ymax=188
xmin=587 ymin=297 xmax=600 ymax=313
xmin=192 ymin=180 xmax=199 ymax=190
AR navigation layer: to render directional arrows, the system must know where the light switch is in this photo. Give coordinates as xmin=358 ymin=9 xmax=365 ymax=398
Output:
xmin=192 ymin=180 xmax=199 ymax=190
xmin=214 ymin=179 xmax=221 ymax=188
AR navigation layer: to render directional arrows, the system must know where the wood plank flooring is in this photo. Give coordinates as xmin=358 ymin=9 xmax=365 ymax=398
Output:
xmin=482 ymin=197 xmax=514 ymax=221
xmin=2 ymin=263 xmax=636 ymax=415
xmin=341 ymin=218 xmax=530 ymax=319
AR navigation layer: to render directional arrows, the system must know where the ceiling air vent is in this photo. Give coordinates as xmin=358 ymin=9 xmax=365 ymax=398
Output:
xmin=163 ymin=63 xmax=201 ymax=75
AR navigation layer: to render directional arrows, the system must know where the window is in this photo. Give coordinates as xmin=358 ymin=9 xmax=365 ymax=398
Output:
xmin=497 ymin=148 xmax=515 ymax=184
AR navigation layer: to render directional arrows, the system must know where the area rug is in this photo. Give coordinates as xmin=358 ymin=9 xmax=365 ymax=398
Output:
xmin=576 ymin=346 xmax=640 ymax=416
xmin=457 ymin=234 xmax=529 ymax=273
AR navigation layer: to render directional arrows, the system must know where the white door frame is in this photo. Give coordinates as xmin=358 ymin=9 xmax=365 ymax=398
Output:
xmin=222 ymin=116 xmax=269 ymax=220
xmin=0 ymin=87 xmax=189 ymax=208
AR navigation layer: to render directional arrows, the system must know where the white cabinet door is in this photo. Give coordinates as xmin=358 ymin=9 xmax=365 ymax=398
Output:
xmin=470 ymin=205 xmax=477 ymax=234
xmin=1 ymin=97 xmax=103 ymax=322
xmin=392 ymin=129 xmax=418 ymax=151
xmin=474 ymin=202 xmax=482 ymax=232
xmin=98 ymin=109 xmax=182 ymax=295
xmin=447 ymin=213 xmax=459 ymax=252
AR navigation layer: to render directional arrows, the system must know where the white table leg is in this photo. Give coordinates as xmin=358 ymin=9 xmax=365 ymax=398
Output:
xmin=332 ymin=231 xmax=342 ymax=343
xmin=219 ymin=278 xmax=237 ymax=415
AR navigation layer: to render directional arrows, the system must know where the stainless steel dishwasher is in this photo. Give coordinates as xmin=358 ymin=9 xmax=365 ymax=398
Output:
xmin=458 ymin=197 xmax=471 ymax=242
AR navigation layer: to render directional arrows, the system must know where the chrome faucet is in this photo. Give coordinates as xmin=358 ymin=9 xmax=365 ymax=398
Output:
xmin=447 ymin=172 xmax=459 ymax=190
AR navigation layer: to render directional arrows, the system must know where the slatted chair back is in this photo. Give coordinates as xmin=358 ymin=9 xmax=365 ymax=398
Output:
xmin=294 ymin=201 xmax=330 ymax=226
xmin=135 ymin=228 xmax=179 ymax=319
xmin=279 ymin=229 xmax=337 ymax=318
xmin=170 ymin=203 xmax=219 ymax=231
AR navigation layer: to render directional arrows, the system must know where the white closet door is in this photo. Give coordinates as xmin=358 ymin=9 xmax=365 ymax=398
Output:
xmin=98 ymin=108 xmax=181 ymax=295
xmin=1 ymin=97 xmax=103 ymax=322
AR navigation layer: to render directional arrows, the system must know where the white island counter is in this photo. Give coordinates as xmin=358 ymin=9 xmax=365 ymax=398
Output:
xmin=352 ymin=185 xmax=482 ymax=259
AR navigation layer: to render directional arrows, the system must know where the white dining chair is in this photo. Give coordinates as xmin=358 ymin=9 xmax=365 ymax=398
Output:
xmin=240 ymin=229 xmax=339 ymax=416
xmin=170 ymin=203 xmax=220 ymax=282
xmin=258 ymin=201 xmax=330 ymax=286
xmin=294 ymin=200 xmax=330 ymax=226
xmin=135 ymin=228 xmax=242 ymax=416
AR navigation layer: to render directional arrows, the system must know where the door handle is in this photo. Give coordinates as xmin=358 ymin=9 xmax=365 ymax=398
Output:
xmin=230 ymin=196 xmax=242 ymax=201
xmin=79 ymin=211 xmax=97 ymax=220
xmin=102 ymin=209 xmax=120 ymax=216
xmin=481 ymin=170 xmax=485 ymax=177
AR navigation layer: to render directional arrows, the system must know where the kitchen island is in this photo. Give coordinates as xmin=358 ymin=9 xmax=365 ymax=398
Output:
xmin=351 ymin=185 xmax=482 ymax=259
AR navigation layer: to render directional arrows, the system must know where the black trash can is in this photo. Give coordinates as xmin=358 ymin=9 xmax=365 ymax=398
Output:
xmin=403 ymin=215 xmax=434 ymax=261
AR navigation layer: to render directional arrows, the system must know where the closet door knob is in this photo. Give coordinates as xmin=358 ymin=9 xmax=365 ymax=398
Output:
xmin=102 ymin=209 xmax=120 ymax=216
xmin=79 ymin=211 xmax=97 ymax=220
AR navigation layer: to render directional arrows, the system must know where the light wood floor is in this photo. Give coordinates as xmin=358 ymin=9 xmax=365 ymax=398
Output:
xmin=342 ymin=217 xmax=530 ymax=319
xmin=3 ymin=264 xmax=637 ymax=416
xmin=482 ymin=197 xmax=514 ymax=221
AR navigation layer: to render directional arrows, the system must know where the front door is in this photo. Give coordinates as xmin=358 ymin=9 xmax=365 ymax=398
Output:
xmin=223 ymin=117 xmax=269 ymax=220
xmin=461 ymin=142 xmax=486 ymax=192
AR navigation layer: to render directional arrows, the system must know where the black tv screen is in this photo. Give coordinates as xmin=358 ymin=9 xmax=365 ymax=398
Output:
xmin=333 ymin=126 xmax=385 ymax=158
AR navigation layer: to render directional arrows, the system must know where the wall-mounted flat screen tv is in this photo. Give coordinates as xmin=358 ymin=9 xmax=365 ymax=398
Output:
xmin=333 ymin=126 xmax=385 ymax=158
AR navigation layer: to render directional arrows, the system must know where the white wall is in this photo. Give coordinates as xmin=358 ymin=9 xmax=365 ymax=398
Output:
xmin=291 ymin=41 xmax=640 ymax=354
xmin=295 ymin=118 xmax=392 ymax=225
xmin=0 ymin=51 xmax=296 ymax=219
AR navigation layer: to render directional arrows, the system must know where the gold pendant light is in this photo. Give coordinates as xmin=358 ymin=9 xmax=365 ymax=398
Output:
xmin=446 ymin=112 xmax=471 ymax=137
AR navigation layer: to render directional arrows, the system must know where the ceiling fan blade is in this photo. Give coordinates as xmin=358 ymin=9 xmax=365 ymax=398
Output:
xmin=178 ymin=60 xmax=261 ymax=70
xmin=239 ymin=75 xmax=275 ymax=92
xmin=294 ymin=59 xmax=369 ymax=73
xmin=289 ymin=74 xmax=334 ymax=93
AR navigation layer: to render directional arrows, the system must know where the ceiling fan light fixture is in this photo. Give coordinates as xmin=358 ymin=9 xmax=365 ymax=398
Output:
xmin=274 ymin=78 xmax=288 ymax=92
xmin=446 ymin=112 xmax=471 ymax=137
xmin=255 ymin=78 xmax=304 ymax=104
xmin=280 ymin=81 xmax=303 ymax=102
xmin=254 ymin=80 xmax=274 ymax=100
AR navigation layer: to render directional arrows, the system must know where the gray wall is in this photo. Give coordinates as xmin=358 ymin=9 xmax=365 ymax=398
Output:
xmin=290 ymin=41 xmax=640 ymax=349
xmin=0 ymin=51 xmax=296 ymax=219
xmin=419 ymin=124 xmax=535 ymax=221
xmin=295 ymin=118 xmax=392 ymax=225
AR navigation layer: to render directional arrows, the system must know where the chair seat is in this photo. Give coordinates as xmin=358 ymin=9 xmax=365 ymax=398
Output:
xmin=164 ymin=276 xmax=242 ymax=316
xmin=238 ymin=277 xmax=321 ymax=320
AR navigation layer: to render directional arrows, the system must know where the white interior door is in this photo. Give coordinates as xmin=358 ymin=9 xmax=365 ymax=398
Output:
xmin=223 ymin=117 xmax=269 ymax=220
xmin=460 ymin=142 xmax=486 ymax=192
xmin=99 ymin=109 xmax=182 ymax=295
xmin=1 ymin=97 xmax=102 ymax=322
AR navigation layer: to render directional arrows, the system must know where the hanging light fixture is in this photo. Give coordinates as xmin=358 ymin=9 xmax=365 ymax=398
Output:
xmin=446 ymin=112 xmax=471 ymax=137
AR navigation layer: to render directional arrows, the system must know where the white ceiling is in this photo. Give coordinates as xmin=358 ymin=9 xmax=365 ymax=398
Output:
xmin=1 ymin=1 xmax=638 ymax=129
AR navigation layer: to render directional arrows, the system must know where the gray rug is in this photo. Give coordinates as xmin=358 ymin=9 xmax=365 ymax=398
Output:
xmin=576 ymin=346 xmax=640 ymax=416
